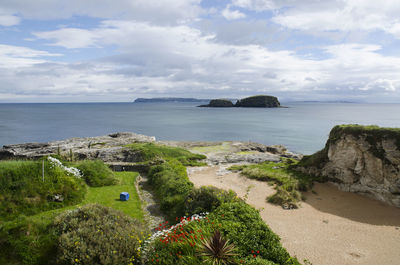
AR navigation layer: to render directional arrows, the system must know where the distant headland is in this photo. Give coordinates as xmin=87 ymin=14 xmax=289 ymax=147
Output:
xmin=199 ymin=95 xmax=281 ymax=108
xmin=134 ymin=97 xmax=209 ymax=103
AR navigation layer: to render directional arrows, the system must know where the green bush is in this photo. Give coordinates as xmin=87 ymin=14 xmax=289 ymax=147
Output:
xmin=242 ymin=257 xmax=278 ymax=265
xmin=184 ymin=186 xmax=238 ymax=216
xmin=0 ymin=160 xmax=86 ymax=220
xmin=75 ymin=160 xmax=117 ymax=187
xmin=210 ymin=202 xmax=300 ymax=265
xmin=146 ymin=202 xmax=299 ymax=265
xmin=0 ymin=215 xmax=58 ymax=265
xmin=53 ymin=204 xmax=147 ymax=265
xmin=148 ymin=159 xmax=193 ymax=219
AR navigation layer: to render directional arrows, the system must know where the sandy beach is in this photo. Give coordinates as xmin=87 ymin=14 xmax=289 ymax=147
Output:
xmin=188 ymin=166 xmax=400 ymax=265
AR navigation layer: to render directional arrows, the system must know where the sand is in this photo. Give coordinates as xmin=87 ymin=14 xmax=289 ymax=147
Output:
xmin=187 ymin=166 xmax=400 ymax=265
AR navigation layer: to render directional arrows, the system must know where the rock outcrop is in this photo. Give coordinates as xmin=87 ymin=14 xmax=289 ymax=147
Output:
xmin=198 ymin=99 xmax=234 ymax=107
xmin=0 ymin=132 xmax=156 ymax=162
xmin=235 ymin=95 xmax=280 ymax=108
xmin=199 ymin=95 xmax=280 ymax=108
xmin=297 ymin=125 xmax=400 ymax=207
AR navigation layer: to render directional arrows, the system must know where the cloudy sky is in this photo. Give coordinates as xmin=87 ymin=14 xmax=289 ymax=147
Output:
xmin=0 ymin=0 xmax=400 ymax=103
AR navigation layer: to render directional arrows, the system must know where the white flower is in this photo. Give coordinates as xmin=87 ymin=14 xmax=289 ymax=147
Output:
xmin=48 ymin=156 xmax=82 ymax=178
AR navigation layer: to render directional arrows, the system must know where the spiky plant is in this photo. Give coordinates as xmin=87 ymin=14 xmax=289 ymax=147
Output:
xmin=197 ymin=230 xmax=237 ymax=265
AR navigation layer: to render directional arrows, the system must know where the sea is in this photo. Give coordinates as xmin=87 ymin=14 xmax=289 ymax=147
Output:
xmin=1 ymin=102 xmax=399 ymax=155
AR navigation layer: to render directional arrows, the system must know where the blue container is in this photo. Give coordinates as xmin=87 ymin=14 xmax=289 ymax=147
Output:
xmin=120 ymin=192 xmax=129 ymax=201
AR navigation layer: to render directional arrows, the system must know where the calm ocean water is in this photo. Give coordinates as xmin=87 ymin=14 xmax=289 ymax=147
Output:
xmin=0 ymin=102 xmax=399 ymax=155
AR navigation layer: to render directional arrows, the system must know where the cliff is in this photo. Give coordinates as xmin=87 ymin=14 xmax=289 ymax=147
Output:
xmin=297 ymin=125 xmax=400 ymax=207
xmin=235 ymin=95 xmax=280 ymax=108
xmin=198 ymin=99 xmax=234 ymax=107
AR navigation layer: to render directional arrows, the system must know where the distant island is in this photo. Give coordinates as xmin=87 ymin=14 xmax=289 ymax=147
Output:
xmin=199 ymin=95 xmax=280 ymax=108
xmin=134 ymin=97 xmax=209 ymax=103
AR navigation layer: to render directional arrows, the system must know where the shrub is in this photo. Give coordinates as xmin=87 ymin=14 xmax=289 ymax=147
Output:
xmin=0 ymin=215 xmax=58 ymax=265
xmin=148 ymin=159 xmax=193 ymax=219
xmin=53 ymin=204 xmax=147 ymax=265
xmin=197 ymin=230 xmax=237 ymax=265
xmin=242 ymin=257 xmax=278 ymax=265
xmin=0 ymin=160 xmax=86 ymax=220
xmin=146 ymin=203 xmax=300 ymax=265
xmin=75 ymin=160 xmax=117 ymax=187
xmin=184 ymin=186 xmax=238 ymax=216
xmin=210 ymin=202 xmax=300 ymax=265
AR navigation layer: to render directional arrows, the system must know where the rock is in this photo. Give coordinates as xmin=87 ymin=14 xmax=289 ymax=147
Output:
xmin=297 ymin=125 xmax=400 ymax=208
xmin=198 ymin=95 xmax=281 ymax=108
xmin=52 ymin=194 xmax=64 ymax=202
xmin=198 ymin=99 xmax=234 ymax=107
xmin=0 ymin=132 xmax=156 ymax=162
xmin=235 ymin=95 xmax=280 ymax=108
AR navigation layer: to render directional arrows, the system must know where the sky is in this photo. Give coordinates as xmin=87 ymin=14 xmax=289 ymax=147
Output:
xmin=0 ymin=0 xmax=400 ymax=103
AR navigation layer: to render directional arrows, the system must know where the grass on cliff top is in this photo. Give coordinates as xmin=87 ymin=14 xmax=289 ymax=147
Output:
xmin=125 ymin=142 xmax=207 ymax=166
xmin=229 ymin=159 xmax=316 ymax=208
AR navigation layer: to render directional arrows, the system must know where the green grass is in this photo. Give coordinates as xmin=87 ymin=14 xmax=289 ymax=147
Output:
xmin=125 ymin=142 xmax=207 ymax=166
xmin=82 ymin=171 xmax=143 ymax=220
xmin=229 ymin=159 xmax=316 ymax=208
xmin=189 ymin=142 xmax=233 ymax=153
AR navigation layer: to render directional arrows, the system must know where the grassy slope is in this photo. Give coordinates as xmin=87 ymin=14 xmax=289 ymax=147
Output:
xmin=229 ymin=159 xmax=316 ymax=208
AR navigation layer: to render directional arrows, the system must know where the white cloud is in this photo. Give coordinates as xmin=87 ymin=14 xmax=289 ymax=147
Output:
xmin=0 ymin=14 xmax=20 ymax=26
xmin=4 ymin=19 xmax=400 ymax=102
xmin=33 ymin=28 xmax=98 ymax=49
xmin=231 ymin=0 xmax=400 ymax=38
xmin=222 ymin=6 xmax=246 ymax=20
xmin=269 ymin=0 xmax=400 ymax=38
xmin=232 ymin=0 xmax=276 ymax=11
xmin=0 ymin=0 xmax=203 ymax=24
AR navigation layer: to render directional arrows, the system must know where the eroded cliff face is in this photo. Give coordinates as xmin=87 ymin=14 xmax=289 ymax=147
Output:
xmin=298 ymin=125 xmax=400 ymax=208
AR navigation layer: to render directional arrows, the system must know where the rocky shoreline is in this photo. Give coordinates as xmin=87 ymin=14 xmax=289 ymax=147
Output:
xmin=0 ymin=132 xmax=301 ymax=165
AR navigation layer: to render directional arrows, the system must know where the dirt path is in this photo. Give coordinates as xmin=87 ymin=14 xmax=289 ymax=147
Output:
xmin=188 ymin=166 xmax=400 ymax=265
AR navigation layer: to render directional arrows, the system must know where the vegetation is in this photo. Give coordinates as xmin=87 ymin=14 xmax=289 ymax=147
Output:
xmin=0 ymin=171 xmax=143 ymax=265
xmin=146 ymin=202 xmax=300 ymax=265
xmin=148 ymin=159 xmax=194 ymax=219
xmin=125 ymin=142 xmax=207 ymax=166
xmin=235 ymin=95 xmax=280 ymax=108
xmin=82 ymin=171 xmax=143 ymax=220
xmin=75 ymin=160 xmax=117 ymax=187
xmin=0 ymin=160 xmax=86 ymax=221
xmin=229 ymin=159 xmax=317 ymax=208
xmin=197 ymin=230 xmax=237 ymax=265
xmin=53 ymin=204 xmax=147 ymax=265
xmin=184 ymin=186 xmax=238 ymax=216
